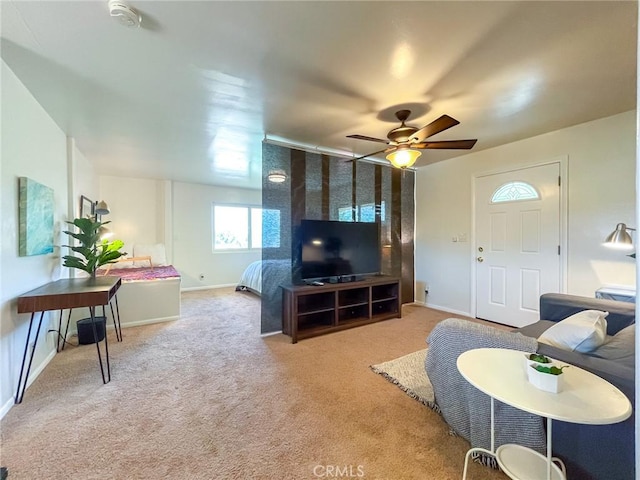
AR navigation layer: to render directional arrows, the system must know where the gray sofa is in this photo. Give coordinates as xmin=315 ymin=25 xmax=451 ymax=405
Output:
xmin=425 ymin=293 xmax=635 ymax=480
xmin=519 ymin=293 xmax=635 ymax=480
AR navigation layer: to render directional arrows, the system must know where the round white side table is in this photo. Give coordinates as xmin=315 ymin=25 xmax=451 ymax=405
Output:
xmin=457 ymin=348 xmax=632 ymax=480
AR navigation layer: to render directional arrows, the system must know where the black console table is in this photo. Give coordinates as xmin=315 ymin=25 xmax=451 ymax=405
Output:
xmin=15 ymin=276 xmax=123 ymax=403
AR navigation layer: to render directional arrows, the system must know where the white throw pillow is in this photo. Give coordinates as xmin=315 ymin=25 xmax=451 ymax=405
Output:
xmin=133 ymin=243 xmax=167 ymax=266
xmin=538 ymin=310 xmax=609 ymax=353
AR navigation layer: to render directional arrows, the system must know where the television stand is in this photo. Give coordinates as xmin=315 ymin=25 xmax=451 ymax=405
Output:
xmin=281 ymin=276 xmax=401 ymax=343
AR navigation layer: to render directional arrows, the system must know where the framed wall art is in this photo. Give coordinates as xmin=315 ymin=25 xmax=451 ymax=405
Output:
xmin=80 ymin=195 xmax=94 ymax=219
xmin=18 ymin=177 xmax=55 ymax=256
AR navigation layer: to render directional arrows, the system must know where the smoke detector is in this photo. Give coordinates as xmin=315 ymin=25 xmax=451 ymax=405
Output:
xmin=108 ymin=0 xmax=142 ymax=28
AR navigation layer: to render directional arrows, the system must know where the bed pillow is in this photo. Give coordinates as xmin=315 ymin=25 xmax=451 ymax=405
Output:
xmin=538 ymin=309 xmax=608 ymax=353
xmin=591 ymin=324 xmax=635 ymax=368
xmin=133 ymin=243 xmax=167 ymax=266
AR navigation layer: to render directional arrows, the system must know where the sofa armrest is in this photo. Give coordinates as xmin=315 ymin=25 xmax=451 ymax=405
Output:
xmin=425 ymin=318 xmax=546 ymax=454
xmin=539 ymin=293 xmax=635 ymax=335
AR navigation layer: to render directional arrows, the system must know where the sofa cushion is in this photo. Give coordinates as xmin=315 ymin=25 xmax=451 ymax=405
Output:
xmin=515 ymin=320 xmax=556 ymax=339
xmin=538 ymin=310 xmax=608 ymax=353
xmin=592 ymin=324 xmax=635 ymax=369
xmin=540 ymin=293 xmax=635 ymax=335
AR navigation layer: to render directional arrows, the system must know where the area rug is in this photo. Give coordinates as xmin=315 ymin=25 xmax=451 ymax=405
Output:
xmin=370 ymin=349 xmax=437 ymax=410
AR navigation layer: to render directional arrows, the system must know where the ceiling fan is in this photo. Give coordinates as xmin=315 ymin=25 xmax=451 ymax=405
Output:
xmin=347 ymin=110 xmax=478 ymax=169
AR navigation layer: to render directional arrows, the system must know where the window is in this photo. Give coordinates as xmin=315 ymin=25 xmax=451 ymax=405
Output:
xmin=338 ymin=206 xmax=355 ymax=222
xmin=213 ymin=205 xmax=280 ymax=250
xmin=337 ymin=202 xmax=385 ymax=222
xmin=491 ymin=181 xmax=540 ymax=203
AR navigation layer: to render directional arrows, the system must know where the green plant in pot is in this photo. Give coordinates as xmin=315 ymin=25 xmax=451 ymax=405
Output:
xmin=530 ymin=364 xmax=568 ymax=375
xmin=63 ymin=217 xmax=127 ymax=278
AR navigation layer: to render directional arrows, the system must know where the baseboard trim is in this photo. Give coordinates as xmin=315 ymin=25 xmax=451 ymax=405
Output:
xmin=1 ymin=346 xmax=57 ymax=420
xmin=120 ymin=316 xmax=179 ymax=328
xmin=412 ymin=301 xmax=472 ymax=318
xmin=260 ymin=330 xmax=283 ymax=338
xmin=65 ymin=315 xmax=180 ymax=339
xmin=0 ymin=397 xmax=13 ymax=420
xmin=181 ymin=283 xmax=237 ymax=292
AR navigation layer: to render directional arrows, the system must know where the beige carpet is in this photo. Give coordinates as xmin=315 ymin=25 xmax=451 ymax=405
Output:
xmin=0 ymin=288 xmax=507 ymax=480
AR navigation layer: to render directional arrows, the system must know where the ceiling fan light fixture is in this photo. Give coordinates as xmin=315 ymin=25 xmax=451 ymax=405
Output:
xmin=387 ymin=147 xmax=421 ymax=169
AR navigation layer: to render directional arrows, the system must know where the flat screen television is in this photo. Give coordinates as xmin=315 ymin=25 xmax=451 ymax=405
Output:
xmin=298 ymin=219 xmax=381 ymax=280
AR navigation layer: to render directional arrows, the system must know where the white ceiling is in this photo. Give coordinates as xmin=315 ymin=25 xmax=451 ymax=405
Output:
xmin=1 ymin=1 xmax=637 ymax=190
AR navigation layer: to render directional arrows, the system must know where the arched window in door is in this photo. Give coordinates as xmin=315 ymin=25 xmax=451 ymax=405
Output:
xmin=491 ymin=181 xmax=540 ymax=203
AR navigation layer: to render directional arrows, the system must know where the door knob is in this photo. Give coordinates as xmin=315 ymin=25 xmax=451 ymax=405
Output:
xmin=477 ymin=257 xmax=484 ymax=263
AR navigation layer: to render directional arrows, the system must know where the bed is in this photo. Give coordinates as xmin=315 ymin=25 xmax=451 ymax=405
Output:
xmin=236 ymin=259 xmax=291 ymax=297
xmin=98 ymin=262 xmax=181 ymax=328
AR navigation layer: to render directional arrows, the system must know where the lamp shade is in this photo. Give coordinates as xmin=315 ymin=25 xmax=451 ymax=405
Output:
xmin=386 ymin=147 xmax=421 ymax=169
xmin=98 ymin=226 xmax=113 ymax=240
xmin=95 ymin=200 xmax=110 ymax=216
xmin=604 ymin=223 xmax=634 ymax=250
xmin=267 ymin=170 xmax=287 ymax=183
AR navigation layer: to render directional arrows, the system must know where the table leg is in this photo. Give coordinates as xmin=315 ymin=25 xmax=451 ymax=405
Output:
xmin=61 ymin=309 xmax=72 ymax=351
xmin=103 ymin=306 xmax=111 ymax=382
xmin=89 ymin=306 xmax=110 ymax=384
xmin=15 ymin=312 xmax=45 ymax=404
xmin=109 ymin=299 xmax=122 ymax=342
xmin=113 ymin=295 xmax=123 ymax=342
xmin=56 ymin=309 xmax=63 ymax=352
xmin=102 ymin=303 xmax=119 ymax=343
xmin=545 ymin=418 xmax=567 ymax=480
xmin=462 ymin=397 xmax=496 ymax=480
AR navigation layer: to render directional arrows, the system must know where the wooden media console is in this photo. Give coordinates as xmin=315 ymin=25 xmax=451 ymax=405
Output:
xmin=281 ymin=276 xmax=401 ymax=343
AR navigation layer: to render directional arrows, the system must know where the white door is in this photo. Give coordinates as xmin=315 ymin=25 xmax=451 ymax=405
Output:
xmin=475 ymin=163 xmax=560 ymax=327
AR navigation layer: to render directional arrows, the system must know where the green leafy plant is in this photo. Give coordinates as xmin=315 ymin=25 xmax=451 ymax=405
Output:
xmin=527 ymin=353 xmax=552 ymax=364
xmin=63 ymin=217 xmax=126 ymax=278
xmin=530 ymin=364 xmax=568 ymax=375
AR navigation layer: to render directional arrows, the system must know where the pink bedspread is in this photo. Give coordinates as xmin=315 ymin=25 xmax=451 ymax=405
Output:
xmin=100 ymin=265 xmax=181 ymax=283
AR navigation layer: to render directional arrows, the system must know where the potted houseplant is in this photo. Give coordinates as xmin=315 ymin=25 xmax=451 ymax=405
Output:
xmin=526 ymin=354 xmax=569 ymax=393
xmin=62 ymin=217 xmax=126 ymax=279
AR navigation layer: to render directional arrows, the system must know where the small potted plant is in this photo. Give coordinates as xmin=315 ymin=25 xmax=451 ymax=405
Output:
xmin=525 ymin=352 xmax=553 ymax=366
xmin=526 ymin=358 xmax=568 ymax=393
xmin=63 ymin=217 xmax=126 ymax=279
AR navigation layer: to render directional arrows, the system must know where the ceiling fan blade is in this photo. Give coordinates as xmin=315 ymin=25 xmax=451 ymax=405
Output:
xmin=348 ymin=146 xmax=397 ymax=162
xmin=346 ymin=134 xmax=388 ymax=144
xmin=415 ymin=139 xmax=478 ymax=150
xmin=409 ymin=115 xmax=460 ymax=143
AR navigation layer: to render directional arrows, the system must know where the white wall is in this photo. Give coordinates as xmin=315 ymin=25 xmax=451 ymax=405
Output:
xmin=0 ymin=61 xmax=99 ymax=416
xmin=99 ymin=176 xmax=168 ymax=258
xmin=415 ymin=110 xmax=636 ymax=316
xmin=1 ymin=61 xmax=69 ymax=414
xmin=71 ymin=139 xmax=99 ymax=217
xmin=172 ymin=181 xmax=261 ymax=288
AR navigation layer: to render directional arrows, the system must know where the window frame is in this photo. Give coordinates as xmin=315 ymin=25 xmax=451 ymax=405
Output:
xmin=490 ymin=181 xmax=540 ymax=204
xmin=212 ymin=203 xmax=279 ymax=252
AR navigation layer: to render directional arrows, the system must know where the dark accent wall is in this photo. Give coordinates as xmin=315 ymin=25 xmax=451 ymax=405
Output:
xmin=260 ymin=142 xmax=414 ymax=334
